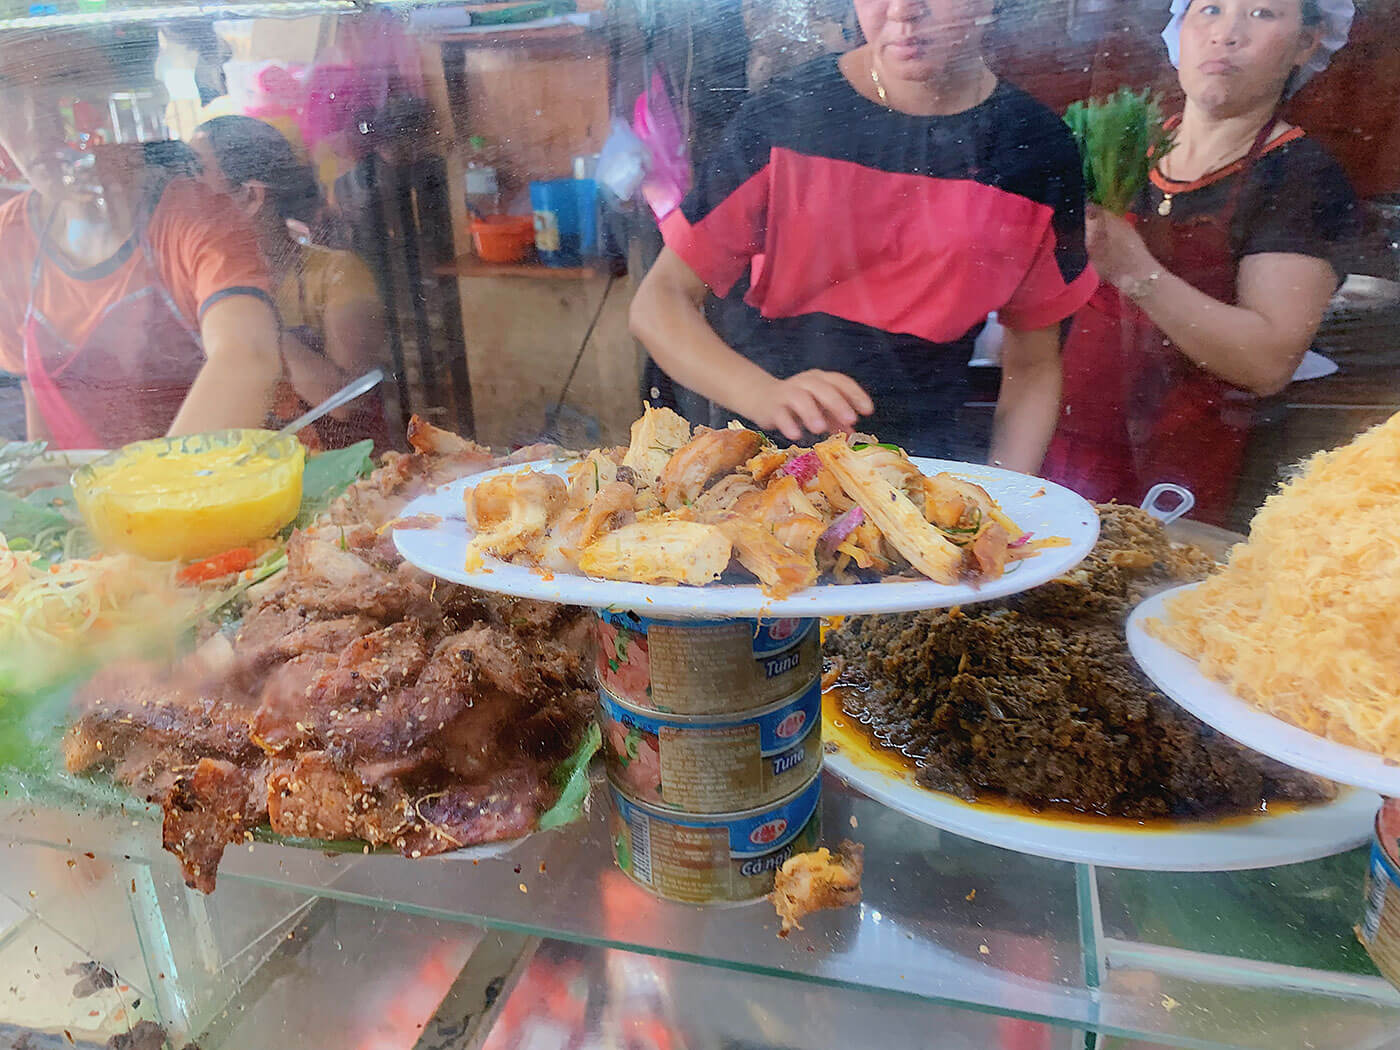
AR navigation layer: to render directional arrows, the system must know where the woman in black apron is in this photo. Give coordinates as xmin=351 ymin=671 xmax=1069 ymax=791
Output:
xmin=1043 ymin=0 xmax=1357 ymax=524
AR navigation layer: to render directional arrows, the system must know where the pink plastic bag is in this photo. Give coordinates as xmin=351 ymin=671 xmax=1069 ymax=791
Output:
xmin=631 ymin=69 xmax=691 ymax=222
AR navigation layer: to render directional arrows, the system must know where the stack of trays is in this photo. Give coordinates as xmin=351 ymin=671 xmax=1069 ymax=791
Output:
xmin=594 ymin=610 xmax=824 ymax=904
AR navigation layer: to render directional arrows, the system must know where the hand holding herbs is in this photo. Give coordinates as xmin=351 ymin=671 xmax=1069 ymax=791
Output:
xmin=1065 ymin=88 xmax=1175 ymax=215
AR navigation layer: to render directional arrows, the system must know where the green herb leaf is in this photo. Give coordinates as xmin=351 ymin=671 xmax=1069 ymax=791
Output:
xmin=295 ymin=441 xmax=375 ymax=528
xmin=537 ymin=722 xmax=601 ymax=831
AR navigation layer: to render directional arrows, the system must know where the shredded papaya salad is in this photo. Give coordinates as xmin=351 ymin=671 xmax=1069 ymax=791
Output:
xmin=0 ymin=536 xmax=202 ymax=692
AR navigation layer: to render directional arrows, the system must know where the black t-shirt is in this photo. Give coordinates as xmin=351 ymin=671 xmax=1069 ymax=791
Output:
xmin=660 ymin=55 xmax=1096 ymax=456
xmin=1140 ymin=134 xmax=1358 ymax=278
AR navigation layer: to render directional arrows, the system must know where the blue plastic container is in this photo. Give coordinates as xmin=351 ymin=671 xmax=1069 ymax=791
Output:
xmin=530 ymin=178 xmax=598 ymax=267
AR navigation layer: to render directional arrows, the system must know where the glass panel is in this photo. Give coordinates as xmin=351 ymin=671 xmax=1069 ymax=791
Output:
xmin=8 ymin=780 xmax=1400 ymax=1047
xmin=1 ymin=1 xmax=1399 ymax=1046
xmin=486 ymin=935 xmax=1093 ymax=1050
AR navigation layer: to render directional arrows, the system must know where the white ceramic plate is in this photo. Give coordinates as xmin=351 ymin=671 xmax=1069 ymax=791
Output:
xmin=1127 ymin=584 xmax=1400 ymax=797
xmin=257 ymin=830 xmax=525 ymax=862
xmin=8 ymin=448 xmax=105 ymax=493
xmin=824 ymin=715 xmax=1377 ymax=870
xmin=1290 ymin=350 xmax=1339 ymax=383
xmin=392 ymin=457 xmax=1100 ymax=619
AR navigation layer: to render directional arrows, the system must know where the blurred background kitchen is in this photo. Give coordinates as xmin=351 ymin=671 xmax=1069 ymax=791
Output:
xmin=0 ymin=0 xmax=1398 ymax=519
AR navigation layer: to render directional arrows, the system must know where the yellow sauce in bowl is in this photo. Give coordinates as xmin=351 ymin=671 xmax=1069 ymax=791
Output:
xmin=74 ymin=430 xmax=305 ymax=561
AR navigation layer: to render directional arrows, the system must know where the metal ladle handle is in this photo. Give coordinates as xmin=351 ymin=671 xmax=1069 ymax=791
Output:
xmin=1140 ymin=483 xmax=1196 ymax=525
xmin=199 ymin=369 xmax=386 ymax=476
xmin=273 ymin=367 xmax=386 ymax=442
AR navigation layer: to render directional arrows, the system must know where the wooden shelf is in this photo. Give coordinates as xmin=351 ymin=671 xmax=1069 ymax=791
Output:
xmin=436 ymin=23 xmax=597 ymax=48
xmin=437 ymin=256 xmax=598 ymax=280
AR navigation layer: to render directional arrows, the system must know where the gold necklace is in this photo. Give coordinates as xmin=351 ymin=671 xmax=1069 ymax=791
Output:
xmin=1156 ymin=126 xmax=1273 ymax=217
xmin=870 ymin=61 xmax=888 ymax=103
xmin=870 ymin=60 xmax=990 ymax=112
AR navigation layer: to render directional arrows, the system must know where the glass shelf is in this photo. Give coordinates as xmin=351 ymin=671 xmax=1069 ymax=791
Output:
xmin=4 ymin=770 xmax=1399 ymax=1049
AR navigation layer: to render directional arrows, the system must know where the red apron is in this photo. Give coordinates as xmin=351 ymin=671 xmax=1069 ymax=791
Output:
xmin=22 ymin=196 xmax=205 ymax=450
xmin=1043 ymin=121 xmax=1278 ymax=526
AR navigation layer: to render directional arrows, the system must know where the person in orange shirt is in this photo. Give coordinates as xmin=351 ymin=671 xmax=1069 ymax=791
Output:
xmin=0 ymin=28 xmax=281 ymax=449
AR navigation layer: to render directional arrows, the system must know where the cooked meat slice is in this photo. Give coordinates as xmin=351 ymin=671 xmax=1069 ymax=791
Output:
xmin=743 ymin=447 xmax=789 ymax=485
xmin=109 ymin=737 xmax=190 ymax=800
xmin=65 ymin=664 xmax=259 ymax=774
xmin=969 ymin=523 xmax=1010 ymax=579
xmin=323 ymin=450 xmax=431 ymax=528
xmin=714 ymin=514 xmax=819 ymax=599
xmin=307 ymin=621 xmax=433 ymax=730
xmin=622 ymin=405 xmax=691 ymax=487
xmin=399 ymin=764 xmax=547 ymax=856
xmin=232 ymin=603 xmax=309 ymax=670
xmin=497 ymin=687 xmax=593 ymax=765
xmin=464 ymin=471 xmax=568 ymax=568
xmin=578 ymin=519 xmax=731 ymax=586
xmin=266 ymin=751 xmax=414 ymax=845
xmin=407 ymin=415 xmax=488 ymax=457
xmin=656 ymin=427 xmax=763 ymax=510
xmin=539 ymin=481 xmax=636 ymax=573
xmin=282 ymin=527 xmax=438 ymax=622
xmin=712 ymin=479 xmax=825 ymax=598
xmin=162 ymin=758 xmax=268 ymax=892
xmin=317 ymin=624 xmax=584 ymax=766
xmin=235 ymin=607 xmax=376 ymax=685
xmin=690 ymin=474 xmax=761 ymax=520
xmin=251 ymin=653 xmax=338 ymax=753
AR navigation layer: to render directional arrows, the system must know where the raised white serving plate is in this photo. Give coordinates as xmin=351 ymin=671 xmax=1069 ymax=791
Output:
xmin=393 ymin=457 xmax=1099 ymax=619
xmin=1128 ymin=584 xmax=1400 ymax=797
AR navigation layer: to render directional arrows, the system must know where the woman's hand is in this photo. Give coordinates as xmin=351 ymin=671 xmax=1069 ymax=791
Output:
xmin=747 ymin=370 xmax=875 ymax=442
xmin=1085 ymin=204 xmax=1160 ymax=289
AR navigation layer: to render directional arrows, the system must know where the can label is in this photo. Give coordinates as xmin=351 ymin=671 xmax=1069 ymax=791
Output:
xmin=1360 ymin=801 xmax=1400 ymax=988
xmin=599 ymin=680 xmax=821 ymax=813
xmin=594 ymin=610 xmax=818 ymax=714
xmin=608 ymin=773 xmax=822 ymax=904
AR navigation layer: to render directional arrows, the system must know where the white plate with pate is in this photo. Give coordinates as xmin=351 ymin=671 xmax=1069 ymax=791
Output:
xmin=823 ymin=699 xmax=1378 ymax=871
xmin=1127 ymin=584 xmax=1400 ymax=798
xmin=392 ymin=457 xmax=1100 ymax=619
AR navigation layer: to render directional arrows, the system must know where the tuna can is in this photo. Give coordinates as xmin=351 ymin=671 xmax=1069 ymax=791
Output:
xmin=1359 ymin=798 xmax=1400 ymax=988
xmin=598 ymin=678 xmax=822 ymax=813
xmin=593 ymin=610 xmax=818 ymax=714
xmin=607 ymin=771 xmax=822 ymax=904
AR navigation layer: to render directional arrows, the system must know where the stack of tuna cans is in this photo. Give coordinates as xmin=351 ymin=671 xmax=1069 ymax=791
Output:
xmin=594 ymin=609 xmax=823 ymax=904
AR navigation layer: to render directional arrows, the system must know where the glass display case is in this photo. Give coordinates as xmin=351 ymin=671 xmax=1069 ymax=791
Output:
xmin=1 ymin=1 xmax=1399 ymax=1047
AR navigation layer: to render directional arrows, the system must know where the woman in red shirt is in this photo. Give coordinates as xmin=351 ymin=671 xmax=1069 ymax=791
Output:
xmin=0 ymin=29 xmax=281 ymax=449
xmin=630 ymin=0 xmax=1096 ymax=473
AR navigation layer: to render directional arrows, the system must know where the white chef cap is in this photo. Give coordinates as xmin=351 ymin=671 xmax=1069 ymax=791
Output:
xmin=1161 ymin=0 xmax=1354 ymax=95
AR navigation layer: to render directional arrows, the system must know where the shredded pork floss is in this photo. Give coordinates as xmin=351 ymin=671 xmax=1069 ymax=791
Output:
xmin=1151 ymin=413 xmax=1400 ymax=758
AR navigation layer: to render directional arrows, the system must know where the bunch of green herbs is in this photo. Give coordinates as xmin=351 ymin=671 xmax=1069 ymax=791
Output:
xmin=1064 ymin=87 xmax=1176 ymax=215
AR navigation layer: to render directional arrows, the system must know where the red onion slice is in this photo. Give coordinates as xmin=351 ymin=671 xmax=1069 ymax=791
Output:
xmin=819 ymin=505 xmax=865 ymax=553
xmin=778 ymin=451 xmax=820 ymax=485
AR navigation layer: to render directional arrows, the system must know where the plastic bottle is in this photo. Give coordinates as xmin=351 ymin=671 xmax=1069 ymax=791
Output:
xmin=462 ymin=135 xmax=501 ymax=219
